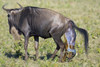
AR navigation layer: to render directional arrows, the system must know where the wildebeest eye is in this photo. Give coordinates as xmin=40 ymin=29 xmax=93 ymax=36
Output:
xmin=7 ymin=14 xmax=10 ymax=17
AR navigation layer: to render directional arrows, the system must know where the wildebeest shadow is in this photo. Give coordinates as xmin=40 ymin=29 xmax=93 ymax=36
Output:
xmin=5 ymin=50 xmax=25 ymax=59
xmin=39 ymin=53 xmax=58 ymax=60
xmin=39 ymin=53 xmax=52 ymax=60
xmin=5 ymin=52 xmax=58 ymax=61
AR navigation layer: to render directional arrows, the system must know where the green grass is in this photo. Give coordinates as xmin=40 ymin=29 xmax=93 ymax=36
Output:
xmin=0 ymin=0 xmax=100 ymax=67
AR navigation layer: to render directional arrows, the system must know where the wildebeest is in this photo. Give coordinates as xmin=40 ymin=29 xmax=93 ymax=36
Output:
xmin=2 ymin=3 xmax=88 ymax=62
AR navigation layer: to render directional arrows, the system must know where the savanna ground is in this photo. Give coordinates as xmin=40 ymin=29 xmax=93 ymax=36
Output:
xmin=0 ymin=0 xmax=100 ymax=67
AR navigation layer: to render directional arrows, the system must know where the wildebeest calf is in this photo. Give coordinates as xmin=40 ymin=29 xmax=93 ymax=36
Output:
xmin=2 ymin=3 xmax=88 ymax=62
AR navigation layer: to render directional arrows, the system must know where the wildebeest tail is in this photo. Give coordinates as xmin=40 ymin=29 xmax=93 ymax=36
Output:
xmin=69 ymin=20 xmax=89 ymax=55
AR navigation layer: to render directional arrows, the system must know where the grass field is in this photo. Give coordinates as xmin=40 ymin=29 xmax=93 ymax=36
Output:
xmin=0 ymin=0 xmax=100 ymax=67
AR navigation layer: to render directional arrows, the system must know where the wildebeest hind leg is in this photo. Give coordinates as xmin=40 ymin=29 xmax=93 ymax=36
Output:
xmin=50 ymin=43 xmax=60 ymax=59
xmin=53 ymin=38 xmax=64 ymax=62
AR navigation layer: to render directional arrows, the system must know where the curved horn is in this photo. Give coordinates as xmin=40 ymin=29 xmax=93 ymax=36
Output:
xmin=2 ymin=3 xmax=10 ymax=11
xmin=17 ymin=3 xmax=23 ymax=9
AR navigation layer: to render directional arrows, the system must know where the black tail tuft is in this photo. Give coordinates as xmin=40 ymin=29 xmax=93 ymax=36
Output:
xmin=76 ymin=28 xmax=89 ymax=55
xmin=69 ymin=20 xmax=89 ymax=55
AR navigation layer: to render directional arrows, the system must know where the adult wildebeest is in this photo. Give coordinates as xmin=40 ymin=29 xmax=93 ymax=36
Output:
xmin=2 ymin=3 xmax=88 ymax=62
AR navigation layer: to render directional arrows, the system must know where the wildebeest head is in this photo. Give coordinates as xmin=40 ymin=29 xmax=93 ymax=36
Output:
xmin=2 ymin=3 xmax=23 ymax=40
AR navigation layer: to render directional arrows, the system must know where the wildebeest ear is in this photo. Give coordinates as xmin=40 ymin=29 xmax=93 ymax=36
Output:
xmin=11 ymin=11 xmax=18 ymax=15
xmin=10 ymin=9 xmax=23 ymax=15
xmin=11 ymin=11 xmax=15 ymax=14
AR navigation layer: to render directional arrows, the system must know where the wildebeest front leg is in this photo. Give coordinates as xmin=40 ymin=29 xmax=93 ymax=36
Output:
xmin=34 ymin=36 xmax=39 ymax=60
xmin=24 ymin=35 xmax=29 ymax=60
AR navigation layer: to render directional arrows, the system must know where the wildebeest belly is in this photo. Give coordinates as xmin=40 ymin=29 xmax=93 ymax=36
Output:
xmin=30 ymin=28 xmax=51 ymax=39
xmin=30 ymin=21 xmax=52 ymax=39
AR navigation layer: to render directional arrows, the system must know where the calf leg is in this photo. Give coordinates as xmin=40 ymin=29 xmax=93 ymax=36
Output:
xmin=62 ymin=35 xmax=68 ymax=62
xmin=34 ymin=36 xmax=39 ymax=60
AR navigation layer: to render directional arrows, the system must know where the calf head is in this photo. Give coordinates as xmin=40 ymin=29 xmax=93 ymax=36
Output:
xmin=2 ymin=3 xmax=23 ymax=40
xmin=65 ymin=44 xmax=76 ymax=59
xmin=62 ymin=35 xmax=76 ymax=62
